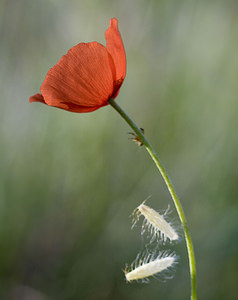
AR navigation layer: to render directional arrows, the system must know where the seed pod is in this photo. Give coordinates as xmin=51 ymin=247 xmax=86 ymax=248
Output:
xmin=125 ymin=252 xmax=176 ymax=282
xmin=134 ymin=202 xmax=179 ymax=242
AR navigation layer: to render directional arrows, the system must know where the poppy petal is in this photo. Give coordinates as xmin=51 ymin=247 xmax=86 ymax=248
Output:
xmin=105 ymin=18 xmax=126 ymax=83
xmin=29 ymin=93 xmax=101 ymax=113
xmin=29 ymin=93 xmax=46 ymax=104
xmin=40 ymin=42 xmax=115 ymax=109
xmin=57 ymin=102 xmax=104 ymax=113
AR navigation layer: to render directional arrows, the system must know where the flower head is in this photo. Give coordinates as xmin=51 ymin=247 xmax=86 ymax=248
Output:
xmin=30 ymin=18 xmax=126 ymax=113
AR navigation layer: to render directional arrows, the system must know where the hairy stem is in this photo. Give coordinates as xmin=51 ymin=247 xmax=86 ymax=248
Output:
xmin=108 ymin=98 xmax=197 ymax=300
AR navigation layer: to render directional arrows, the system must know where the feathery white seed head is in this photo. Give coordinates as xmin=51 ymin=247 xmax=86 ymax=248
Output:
xmin=125 ymin=252 xmax=176 ymax=282
xmin=136 ymin=203 xmax=179 ymax=241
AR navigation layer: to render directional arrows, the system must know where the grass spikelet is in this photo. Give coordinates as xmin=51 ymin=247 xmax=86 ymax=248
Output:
xmin=125 ymin=251 xmax=176 ymax=282
xmin=133 ymin=201 xmax=179 ymax=242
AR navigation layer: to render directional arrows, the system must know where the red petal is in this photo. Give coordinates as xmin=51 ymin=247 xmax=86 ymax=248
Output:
xmin=105 ymin=18 xmax=126 ymax=84
xmin=29 ymin=93 xmax=46 ymax=103
xmin=40 ymin=42 xmax=115 ymax=109
xmin=29 ymin=93 xmax=102 ymax=113
xmin=57 ymin=102 xmax=104 ymax=113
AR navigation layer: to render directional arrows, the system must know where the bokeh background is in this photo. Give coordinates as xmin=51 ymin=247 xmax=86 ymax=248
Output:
xmin=1 ymin=0 xmax=238 ymax=299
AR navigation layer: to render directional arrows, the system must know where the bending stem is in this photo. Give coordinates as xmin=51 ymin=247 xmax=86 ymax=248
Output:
xmin=108 ymin=98 xmax=196 ymax=300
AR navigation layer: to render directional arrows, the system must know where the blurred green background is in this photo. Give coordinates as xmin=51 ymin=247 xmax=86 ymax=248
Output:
xmin=1 ymin=0 xmax=238 ymax=299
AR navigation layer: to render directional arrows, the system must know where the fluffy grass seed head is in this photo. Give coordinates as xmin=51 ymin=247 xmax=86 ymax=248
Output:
xmin=125 ymin=251 xmax=177 ymax=282
xmin=132 ymin=201 xmax=179 ymax=242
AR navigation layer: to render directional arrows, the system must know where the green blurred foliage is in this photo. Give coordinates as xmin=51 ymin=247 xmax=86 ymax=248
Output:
xmin=1 ymin=0 xmax=238 ymax=299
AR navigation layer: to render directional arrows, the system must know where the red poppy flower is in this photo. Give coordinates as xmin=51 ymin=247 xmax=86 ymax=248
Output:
xmin=29 ymin=18 xmax=126 ymax=113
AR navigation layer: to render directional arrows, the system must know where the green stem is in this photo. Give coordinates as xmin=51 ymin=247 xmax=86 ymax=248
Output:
xmin=108 ymin=98 xmax=197 ymax=300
